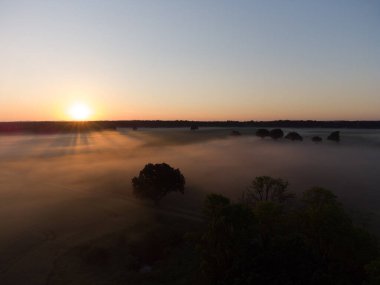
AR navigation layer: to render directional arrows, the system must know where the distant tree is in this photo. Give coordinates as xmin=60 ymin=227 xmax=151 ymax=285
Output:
xmin=256 ymin=128 xmax=270 ymax=138
xmin=269 ymin=129 xmax=284 ymax=140
xmin=132 ymin=163 xmax=185 ymax=204
xmin=312 ymin=136 xmax=322 ymax=142
xmin=230 ymin=130 xmax=241 ymax=136
xmin=327 ymin=131 xmax=340 ymax=142
xmin=285 ymin=131 xmax=303 ymax=141
xmin=242 ymin=176 xmax=293 ymax=206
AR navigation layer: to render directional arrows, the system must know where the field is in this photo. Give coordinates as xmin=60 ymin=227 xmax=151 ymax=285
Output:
xmin=0 ymin=128 xmax=379 ymax=284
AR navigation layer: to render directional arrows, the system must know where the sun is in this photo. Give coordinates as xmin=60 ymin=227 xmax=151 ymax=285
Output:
xmin=69 ymin=103 xmax=92 ymax=121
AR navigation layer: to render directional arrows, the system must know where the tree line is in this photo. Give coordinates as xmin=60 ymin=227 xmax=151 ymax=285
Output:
xmin=1 ymin=120 xmax=380 ymax=133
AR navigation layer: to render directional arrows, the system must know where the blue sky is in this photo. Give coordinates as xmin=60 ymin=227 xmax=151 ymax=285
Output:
xmin=0 ymin=0 xmax=379 ymax=120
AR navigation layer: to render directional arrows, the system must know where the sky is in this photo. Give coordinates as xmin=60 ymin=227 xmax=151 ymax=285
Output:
xmin=0 ymin=0 xmax=379 ymax=121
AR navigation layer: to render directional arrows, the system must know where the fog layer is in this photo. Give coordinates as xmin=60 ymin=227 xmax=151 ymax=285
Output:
xmin=0 ymin=128 xmax=379 ymax=283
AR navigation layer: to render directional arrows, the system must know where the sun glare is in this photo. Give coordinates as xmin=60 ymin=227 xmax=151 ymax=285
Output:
xmin=69 ymin=103 xmax=91 ymax=121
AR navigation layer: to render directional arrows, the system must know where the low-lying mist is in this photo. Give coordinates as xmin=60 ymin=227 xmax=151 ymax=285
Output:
xmin=1 ymin=128 xmax=379 ymax=213
xmin=0 ymin=128 xmax=379 ymax=283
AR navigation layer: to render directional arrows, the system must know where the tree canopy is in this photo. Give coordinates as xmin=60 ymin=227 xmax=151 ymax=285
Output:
xmin=198 ymin=183 xmax=379 ymax=285
xmin=269 ymin=129 xmax=284 ymax=139
xmin=242 ymin=176 xmax=293 ymax=206
xmin=285 ymin=131 xmax=303 ymax=141
xmin=132 ymin=163 xmax=185 ymax=204
xmin=256 ymin=128 xmax=270 ymax=138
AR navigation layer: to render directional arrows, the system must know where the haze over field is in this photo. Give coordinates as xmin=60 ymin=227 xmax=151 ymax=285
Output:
xmin=0 ymin=128 xmax=379 ymax=283
xmin=1 ymin=129 xmax=379 ymax=237
xmin=2 ymin=128 xmax=380 ymax=208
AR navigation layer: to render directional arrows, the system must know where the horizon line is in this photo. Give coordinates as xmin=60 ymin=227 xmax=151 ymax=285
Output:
xmin=1 ymin=119 xmax=380 ymax=123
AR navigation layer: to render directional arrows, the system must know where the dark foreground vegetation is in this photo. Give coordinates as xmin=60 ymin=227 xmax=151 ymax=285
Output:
xmin=1 ymin=120 xmax=380 ymax=133
xmin=120 ymin=164 xmax=380 ymax=285
xmin=23 ymin=161 xmax=379 ymax=285
xmin=199 ymin=184 xmax=379 ymax=285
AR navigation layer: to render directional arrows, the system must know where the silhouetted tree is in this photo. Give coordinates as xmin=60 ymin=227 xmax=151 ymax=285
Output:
xmin=199 ymin=193 xmax=313 ymax=285
xmin=285 ymin=131 xmax=303 ymax=141
xmin=269 ymin=129 xmax=284 ymax=139
xmin=199 ymin=194 xmax=256 ymax=285
xmin=256 ymin=128 xmax=270 ymax=138
xmin=299 ymin=187 xmax=378 ymax=282
xmin=312 ymin=136 xmax=322 ymax=142
xmin=197 ymin=186 xmax=379 ymax=285
xmin=252 ymin=201 xmax=284 ymax=247
xmin=132 ymin=163 xmax=185 ymax=204
xmin=242 ymin=176 xmax=293 ymax=206
xmin=327 ymin=131 xmax=340 ymax=142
